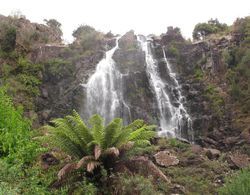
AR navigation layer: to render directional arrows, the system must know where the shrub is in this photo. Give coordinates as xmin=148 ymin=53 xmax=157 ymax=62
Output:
xmin=194 ymin=68 xmax=204 ymax=80
xmin=218 ymin=168 xmax=250 ymax=195
xmin=168 ymin=45 xmax=179 ymax=58
xmin=72 ymin=25 xmax=104 ymax=51
xmin=0 ymin=25 xmax=16 ymax=53
xmin=46 ymin=58 xmax=72 ymax=78
xmin=193 ymin=18 xmax=228 ymax=40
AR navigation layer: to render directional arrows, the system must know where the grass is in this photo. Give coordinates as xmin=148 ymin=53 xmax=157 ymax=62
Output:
xmin=218 ymin=168 xmax=250 ymax=195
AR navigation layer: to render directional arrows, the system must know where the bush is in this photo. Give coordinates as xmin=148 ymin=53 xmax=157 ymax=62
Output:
xmin=0 ymin=87 xmax=37 ymax=162
xmin=194 ymin=68 xmax=204 ymax=80
xmin=168 ymin=45 xmax=179 ymax=58
xmin=0 ymin=26 xmax=16 ymax=53
xmin=193 ymin=18 xmax=228 ymax=40
xmin=72 ymin=25 xmax=103 ymax=51
xmin=218 ymin=168 xmax=250 ymax=195
xmin=46 ymin=58 xmax=72 ymax=79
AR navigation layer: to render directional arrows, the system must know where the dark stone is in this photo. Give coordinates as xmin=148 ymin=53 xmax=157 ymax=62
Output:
xmin=41 ymin=153 xmax=59 ymax=169
xmin=204 ymin=148 xmax=221 ymax=160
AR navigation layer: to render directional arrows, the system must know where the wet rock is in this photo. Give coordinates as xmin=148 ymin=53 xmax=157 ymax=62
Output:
xmin=223 ymin=136 xmax=239 ymax=146
xmin=41 ymin=109 xmax=51 ymax=121
xmin=204 ymin=148 xmax=221 ymax=160
xmin=191 ymin=144 xmax=203 ymax=154
xmin=227 ymin=153 xmax=250 ymax=169
xmin=202 ymin=137 xmax=219 ymax=147
xmin=154 ymin=150 xmax=179 ymax=167
xmin=41 ymin=87 xmax=49 ymax=98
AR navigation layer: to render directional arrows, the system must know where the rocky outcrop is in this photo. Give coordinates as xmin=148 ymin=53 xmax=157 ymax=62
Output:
xmin=31 ymin=34 xmax=115 ymax=123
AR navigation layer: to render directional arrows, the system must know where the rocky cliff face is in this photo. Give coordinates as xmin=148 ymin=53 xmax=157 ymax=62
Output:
xmin=113 ymin=31 xmax=158 ymax=124
xmin=30 ymin=31 xmax=115 ymax=123
xmin=157 ymin=26 xmax=249 ymax=149
xmin=7 ymin=15 xmax=246 ymax=147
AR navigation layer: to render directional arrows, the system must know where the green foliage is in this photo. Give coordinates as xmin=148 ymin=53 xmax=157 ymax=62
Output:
xmin=193 ymin=18 xmax=228 ymax=40
xmin=222 ymin=48 xmax=234 ymax=67
xmin=0 ymin=56 xmax=43 ymax=111
xmin=218 ymin=168 xmax=250 ymax=195
xmin=46 ymin=58 xmax=73 ymax=79
xmin=44 ymin=19 xmax=63 ymax=38
xmin=0 ymin=25 xmax=16 ymax=53
xmin=71 ymin=180 xmax=97 ymax=195
xmin=168 ymin=45 xmax=179 ymax=58
xmin=72 ymin=25 xmax=103 ymax=51
xmin=168 ymin=138 xmax=188 ymax=149
xmin=46 ymin=111 xmax=156 ymax=160
xmin=0 ymin=87 xmax=33 ymax=159
xmin=0 ymin=87 xmax=69 ymax=194
xmin=226 ymin=47 xmax=250 ymax=112
xmin=111 ymin=173 xmax=161 ymax=195
xmin=205 ymin=84 xmax=224 ymax=117
xmin=194 ymin=67 xmax=204 ymax=80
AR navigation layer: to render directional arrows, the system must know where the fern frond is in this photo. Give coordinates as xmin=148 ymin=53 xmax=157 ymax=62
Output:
xmin=50 ymin=133 xmax=83 ymax=158
xmin=87 ymin=161 xmax=101 ymax=172
xmin=72 ymin=110 xmax=94 ymax=145
xmin=134 ymin=140 xmax=151 ymax=147
xmin=128 ymin=125 xmax=156 ymax=142
xmin=102 ymin=118 xmax=122 ymax=149
xmin=89 ymin=114 xmax=104 ymax=145
xmin=76 ymin=155 xmax=95 ymax=169
xmin=124 ymin=119 xmax=144 ymax=131
xmin=111 ymin=127 xmax=132 ymax=147
xmin=58 ymin=163 xmax=76 ymax=180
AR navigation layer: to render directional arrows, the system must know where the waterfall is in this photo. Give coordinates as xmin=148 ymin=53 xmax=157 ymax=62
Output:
xmin=84 ymin=37 xmax=131 ymax=124
xmin=137 ymin=35 xmax=193 ymax=141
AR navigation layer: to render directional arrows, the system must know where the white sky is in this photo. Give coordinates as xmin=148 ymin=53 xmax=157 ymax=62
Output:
xmin=0 ymin=0 xmax=249 ymax=42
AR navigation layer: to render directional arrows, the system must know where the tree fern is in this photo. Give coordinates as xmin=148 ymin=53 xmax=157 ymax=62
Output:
xmin=44 ymin=111 xmax=156 ymax=180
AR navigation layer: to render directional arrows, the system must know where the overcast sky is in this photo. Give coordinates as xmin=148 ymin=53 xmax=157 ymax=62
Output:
xmin=0 ymin=0 xmax=249 ymax=42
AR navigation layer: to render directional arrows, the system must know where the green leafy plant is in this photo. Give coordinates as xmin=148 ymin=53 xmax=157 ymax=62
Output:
xmin=193 ymin=18 xmax=228 ymax=40
xmin=45 ymin=111 xmax=156 ymax=180
xmin=218 ymin=168 xmax=250 ymax=195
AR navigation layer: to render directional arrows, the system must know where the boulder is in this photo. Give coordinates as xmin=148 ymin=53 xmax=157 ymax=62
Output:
xmin=154 ymin=150 xmax=179 ymax=167
xmin=227 ymin=153 xmax=250 ymax=169
xmin=191 ymin=144 xmax=203 ymax=154
xmin=204 ymin=148 xmax=221 ymax=160
xmin=240 ymin=129 xmax=250 ymax=144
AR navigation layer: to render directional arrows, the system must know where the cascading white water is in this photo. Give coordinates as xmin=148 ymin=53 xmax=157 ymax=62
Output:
xmin=137 ymin=35 xmax=193 ymax=140
xmin=162 ymin=47 xmax=194 ymax=141
xmin=84 ymin=37 xmax=131 ymax=123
